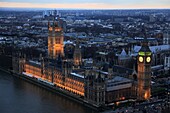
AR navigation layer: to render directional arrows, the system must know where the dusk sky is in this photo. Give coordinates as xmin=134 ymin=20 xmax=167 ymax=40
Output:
xmin=0 ymin=0 xmax=170 ymax=9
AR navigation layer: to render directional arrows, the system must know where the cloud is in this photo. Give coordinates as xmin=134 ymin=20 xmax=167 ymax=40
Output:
xmin=1 ymin=0 xmax=170 ymax=4
xmin=0 ymin=1 xmax=169 ymax=9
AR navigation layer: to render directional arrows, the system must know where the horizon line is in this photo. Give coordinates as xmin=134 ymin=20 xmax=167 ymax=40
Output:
xmin=1 ymin=7 xmax=170 ymax=10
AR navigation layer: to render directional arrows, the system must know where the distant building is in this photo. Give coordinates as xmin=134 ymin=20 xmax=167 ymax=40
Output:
xmin=163 ymin=31 xmax=170 ymax=45
xmin=164 ymin=54 xmax=170 ymax=73
xmin=43 ymin=10 xmax=58 ymax=18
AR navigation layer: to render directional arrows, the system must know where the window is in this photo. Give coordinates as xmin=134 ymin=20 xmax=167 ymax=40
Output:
xmin=166 ymin=58 xmax=168 ymax=64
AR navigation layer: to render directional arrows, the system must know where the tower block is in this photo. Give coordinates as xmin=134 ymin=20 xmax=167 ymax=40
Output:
xmin=48 ymin=19 xmax=64 ymax=59
xmin=137 ymin=32 xmax=152 ymax=100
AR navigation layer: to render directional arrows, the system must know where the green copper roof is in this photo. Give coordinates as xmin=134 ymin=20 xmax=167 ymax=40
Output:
xmin=139 ymin=51 xmax=152 ymax=56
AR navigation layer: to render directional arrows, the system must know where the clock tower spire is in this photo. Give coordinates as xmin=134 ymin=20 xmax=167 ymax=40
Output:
xmin=137 ymin=27 xmax=152 ymax=100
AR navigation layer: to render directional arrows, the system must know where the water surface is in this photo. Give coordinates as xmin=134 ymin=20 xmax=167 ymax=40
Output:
xmin=0 ymin=71 xmax=97 ymax=113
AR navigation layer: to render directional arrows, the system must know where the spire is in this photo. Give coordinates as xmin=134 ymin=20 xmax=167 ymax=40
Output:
xmin=141 ymin=25 xmax=148 ymax=44
xmin=139 ymin=25 xmax=151 ymax=53
xmin=73 ymin=34 xmax=82 ymax=67
xmin=132 ymin=63 xmax=137 ymax=75
xmin=120 ymin=48 xmax=127 ymax=56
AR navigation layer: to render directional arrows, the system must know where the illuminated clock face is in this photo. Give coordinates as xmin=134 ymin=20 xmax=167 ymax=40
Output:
xmin=139 ymin=56 xmax=143 ymax=62
xmin=146 ymin=56 xmax=151 ymax=63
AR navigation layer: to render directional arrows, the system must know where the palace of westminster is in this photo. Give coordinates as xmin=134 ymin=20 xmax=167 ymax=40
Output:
xmin=12 ymin=17 xmax=152 ymax=107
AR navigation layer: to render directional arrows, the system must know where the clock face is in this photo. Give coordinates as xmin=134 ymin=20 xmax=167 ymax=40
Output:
xmin=146 ymin=56 xmax=151 ymax=63
xmin=139 ymin=56 xmax=143 ymax=62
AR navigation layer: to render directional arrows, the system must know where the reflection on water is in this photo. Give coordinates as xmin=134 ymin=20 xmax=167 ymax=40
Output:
xmin=0 ymin=71 xmax=97 ymax=113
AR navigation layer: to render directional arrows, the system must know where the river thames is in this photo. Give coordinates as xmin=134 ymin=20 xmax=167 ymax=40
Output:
xmin=0 ymin=71 xmax=97 ymax=113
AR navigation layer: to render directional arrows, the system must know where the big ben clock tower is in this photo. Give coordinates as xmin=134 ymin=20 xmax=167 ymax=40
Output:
xmin=137 ymin=31 xmax=152 ymax=100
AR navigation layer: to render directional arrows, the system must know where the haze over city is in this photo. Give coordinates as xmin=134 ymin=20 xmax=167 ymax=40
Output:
xmin=0 ymin=0 xmax=170 ymax=9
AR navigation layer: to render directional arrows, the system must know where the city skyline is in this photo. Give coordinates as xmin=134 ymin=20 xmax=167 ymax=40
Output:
xmin=0 ymin=0 xmax=170 ymax=9
xmin=0 ymin=7 xmax=170 ymax=113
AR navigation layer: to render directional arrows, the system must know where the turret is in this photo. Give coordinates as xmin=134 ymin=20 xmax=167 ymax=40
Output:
xmin=73 ymin=38 xmax=82 ymax=69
